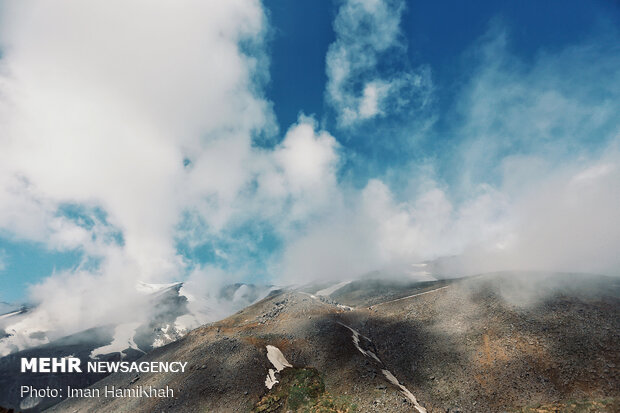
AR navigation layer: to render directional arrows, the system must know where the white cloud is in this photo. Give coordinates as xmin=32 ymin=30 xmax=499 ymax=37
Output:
xmin=0 ymin=0 xmax=273 ymax=335
xmin=448 ymin=151 xmax=620 ymax=278
xmin=358 ymin=81 xmax=387 ymax=118
xmin=455 ymin=28 xmax=620 ymax=192
xmin=278 ymin=145 xmax=620 ymax=284
xmin=0 ymin=2 xmax=619 ymax=351
xmin=571 ymin=163 xmax=615 ymax=184
xmin=325 ymin=0 xmax=431 ymax=127
xmin=0 ymin=0 xmax=269 ymax=259
xmin=276 ymin=122 xmax=339 ymax=191
xmin=270 ymin=118 xmax=341 ymax=222
xmin=424 ymin=28 xmax=620 ymax=277
xmin=278 ymin=177 xmax=511 ymax=284
xmin=280 ymin=28 xmax=620 ymax=283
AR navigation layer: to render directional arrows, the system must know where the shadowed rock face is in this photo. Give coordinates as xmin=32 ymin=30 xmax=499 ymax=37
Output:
xmin=46 ymin=273 xmax=620 ymax=413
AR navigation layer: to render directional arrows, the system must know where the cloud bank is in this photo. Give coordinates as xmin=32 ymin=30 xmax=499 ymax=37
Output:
xmin=0 ymin=0 xmax=347 ymax=339
xmin=282 ymin=17 xmax=620 ymax=282
xmin=0 ymin=0 xmax=618 ymax=349
xmin=0 ymin=0 xmax=274 ymax=335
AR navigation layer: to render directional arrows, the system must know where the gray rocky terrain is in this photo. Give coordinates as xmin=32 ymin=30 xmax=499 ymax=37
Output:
xmin=45 ymin=272 xmax=620 ymax=412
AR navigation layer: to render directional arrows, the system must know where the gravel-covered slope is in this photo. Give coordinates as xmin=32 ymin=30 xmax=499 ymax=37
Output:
xmin=47 ymin=273 xmax=620 ymax=413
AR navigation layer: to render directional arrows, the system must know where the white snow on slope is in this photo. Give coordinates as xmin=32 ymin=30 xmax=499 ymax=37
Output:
xmin=382 ymin=369 xmax=427 ymax=413
xmin=0 ymin=310 xmax=22 ymax=320
xmin=338 ymin=322 xmax=381 ymax=363
xmin=152 ymin=323 xmax=183 ymax=348
xmin=264 ymin=345 xmax=292 ymax=389
xmin=315 ymin=280 xmax=351 ymax=297
xmin=338 ymin=322 xmax=426 ymax=413
xmin=90 ymin=322 xmax=144 ymax=359
xmin=265 ymin=369 xmax=278 ymax=389
xmin=371 ymin=285 xmax=449 ymax=308
xmin=136 ymin=281 xmax=182 ymax=295
xmin=20 ymin=395 xmax=41 ymax=410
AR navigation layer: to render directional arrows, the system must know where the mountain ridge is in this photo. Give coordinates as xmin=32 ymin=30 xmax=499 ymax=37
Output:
xmin=45 ymin=272 xmax=620 ymax=412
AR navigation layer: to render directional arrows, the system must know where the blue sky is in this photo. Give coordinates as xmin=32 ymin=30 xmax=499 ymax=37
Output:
xmin=1 ymin=0 xmax=619 ymax=306
xmin=267 ymin=0 xmax=618 ymax=131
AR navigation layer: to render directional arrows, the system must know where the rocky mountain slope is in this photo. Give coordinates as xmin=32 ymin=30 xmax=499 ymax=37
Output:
xmin=48 ymin=272 xmax=620 ymax=412
xmin=0 ymin=282 xmax=271 ymax=412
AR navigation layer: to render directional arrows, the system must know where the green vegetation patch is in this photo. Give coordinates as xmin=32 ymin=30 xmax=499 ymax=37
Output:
xmin=252 ymin=367 xmax=355 ymax=413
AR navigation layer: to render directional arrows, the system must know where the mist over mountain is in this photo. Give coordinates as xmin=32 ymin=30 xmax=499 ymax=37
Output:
xmin=0 ymin=0 xmax=618 ymax=345
xmin=0 ymin=281 xmax=272 ymax=411
xmin=0 ymin=0 xmax=618 ymax=411
xmin=45 ymin=272 xmax=620 ymax=413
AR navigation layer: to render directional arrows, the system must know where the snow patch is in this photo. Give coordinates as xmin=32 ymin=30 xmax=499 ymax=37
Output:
xmin=382 ymin=369 xmax=427 ymax=413
xmin=315 ymin=280 xmax=350 ymax=297
xmin=371 ymin=285 xmax=449 ymax=308
xmin=264 ymin=345 xmax=292 ymax=389
xmin=152 ymin=324 xmax=172 ymax=348
xmin=90 ymin=322 xmax=144 ymax=359
xmin=20 ymin=395 xmax=41 ymax=410
xmin=0 ymin=310 xmax=22 ymax=320
xmin=136 ymin=281 xmax=182 ymax=295
xmin=338 ymin=322 xmax=381 ymax=363
xmin=338 ymin=322 xmax=426 ymax=412
xmin=266 ymin=345 xmax=292 ymax=371
xmin=265 ymin=369 xmax=278 ymax=389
